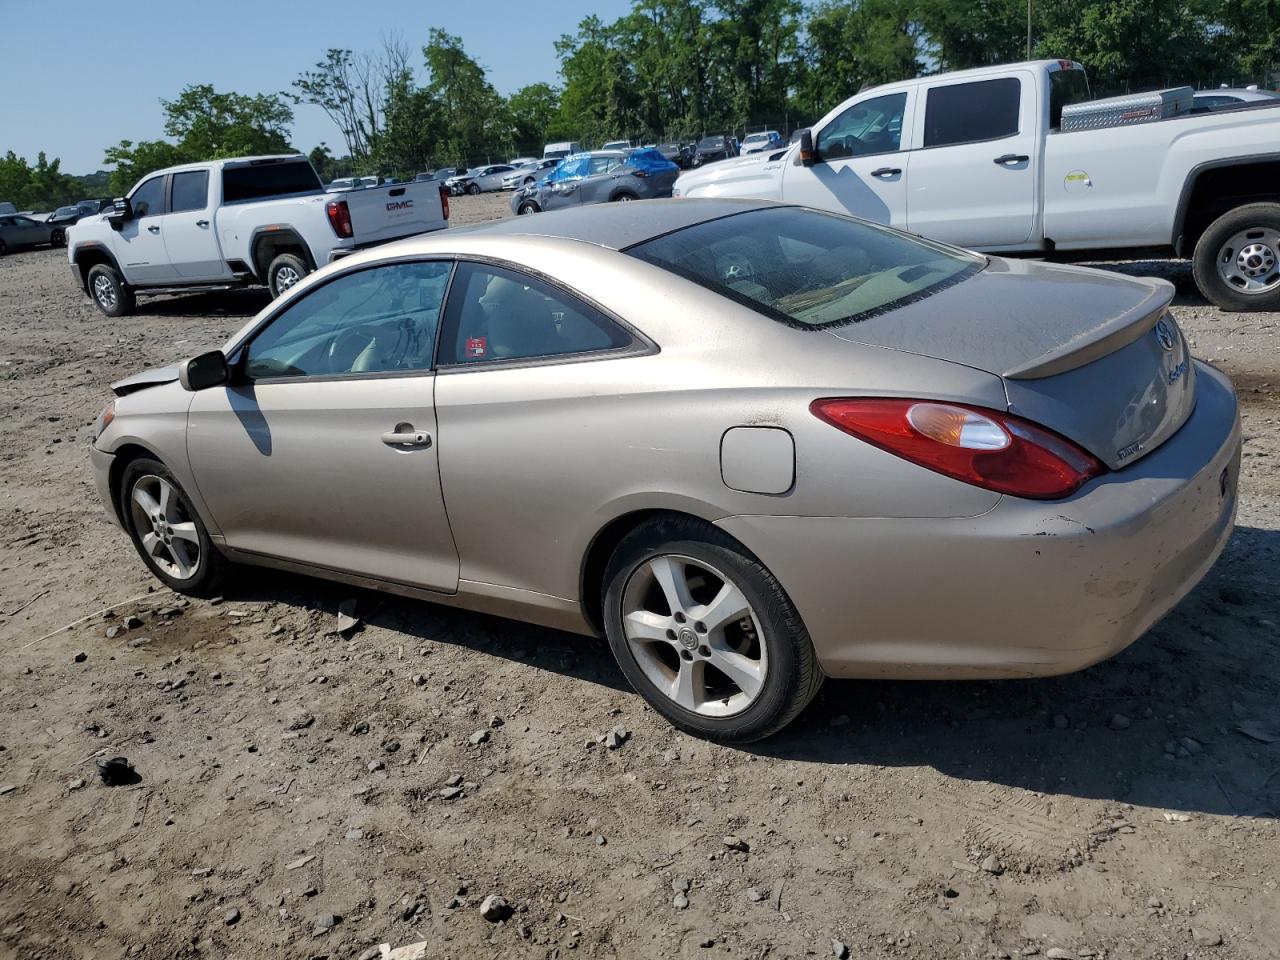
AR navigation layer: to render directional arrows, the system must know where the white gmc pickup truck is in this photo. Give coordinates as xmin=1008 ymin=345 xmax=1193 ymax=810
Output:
xmin=69 ymin=155 xmax=449 ymax=316
xmin=675 ymin=59 xmax=1280 ymax=311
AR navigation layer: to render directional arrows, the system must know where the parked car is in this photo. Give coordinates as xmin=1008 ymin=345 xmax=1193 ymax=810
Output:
xmin=90 ymin=199 xmax=1239 ymax=742
xmin=508 ymin=156 xmax=539 ymax=166
xmin=501 ymin=158 xmax=561 ymax=189
xmin=1193 ymin=87 xmax=1280 ymax=110
xmin=69 ymin=154 xmax=450 ymax=315
xmin=675 ymin=58 xmax=1280 ymax=311
xmin=691 ymin=135 xmax=738 ymax=166
xmin=0 ymin=201 xmax=17 ymax=216
xmin=510 ymin=148 xmax=679 ymax=215
xmin=433 ymin=166 xmax=466 ymax=181
xmin=740 ymin=130 xmax=784 ymax=154
xmin=655 ymin=142 xmax=693 ymax=168
xmin=0 ymin=213 xmax=59 ymax=253
xmin=543 ymin=141 xmax=584 ymax=160
xmin=447 ymin=165 xmax=516 ymax=195
xmin=601 ymin=140 xmax=632 ymax=151
xmin=44 ymin=199 xmax=113 ymax=244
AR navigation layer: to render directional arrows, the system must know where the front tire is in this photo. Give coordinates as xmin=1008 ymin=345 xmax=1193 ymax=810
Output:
xmin=50 ymin=228 xmax=66 ymax=247
xmin=86 ymin=263 xmax=135 ymax=317
xmin=612 ymin=192 xmax=638 ymax=202
xmin=602 ymin=517 xmax=823 ymax=742
xmin=119 ymin=457 xmax=229 ymax=597
xmin=518 ymin=202 xmax=539 ymax=215
xmin=1192 ymin=202 xmax=1280 ymax=311
xmin=466 ymin=183 xmax=481 ymax=195
xmin=267 ymin=252 xmax=309 ymax=298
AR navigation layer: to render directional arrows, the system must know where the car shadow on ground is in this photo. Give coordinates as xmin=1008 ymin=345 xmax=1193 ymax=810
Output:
xmin=138 ymin=288 xmax=272 ymax=318
xmin=1084 ymin=258 xmax=1209 ymax=307
xmin=215 ymin=524 xmax=1279 ymax=820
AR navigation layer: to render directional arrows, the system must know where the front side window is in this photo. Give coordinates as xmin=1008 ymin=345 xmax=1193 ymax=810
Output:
xmin=439 ymin=262 xmax=631 ymax=366
xmin=171 ymin=171 xmax=209 ymax=213
xmin=130 ymin=176 xmax=167 ymax=218
xmin=924 ymin=78 xmax=1021 ymax=148
xmin=627 ymin=207 xmax=983 ymax=329
xmin=244 ymin=261 xmax=452 ymax=379
xmin=818 ymin=92 xmax=908 ymax=160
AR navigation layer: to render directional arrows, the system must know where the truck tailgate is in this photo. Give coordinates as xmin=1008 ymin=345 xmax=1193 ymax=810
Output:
xmin=342 ymin=181 xmax=446 ymax=245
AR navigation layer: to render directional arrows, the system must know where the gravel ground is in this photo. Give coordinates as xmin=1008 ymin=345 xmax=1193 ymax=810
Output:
xmin=1 ymin=192 xmax=1277 ymax=960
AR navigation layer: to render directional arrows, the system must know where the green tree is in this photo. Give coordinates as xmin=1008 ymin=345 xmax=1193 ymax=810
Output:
xmin=506 ymin=83 xmax=565 ymax=154
xmin=0 ymin=151 xmax=80 ymax=210
xmin=913 ymin=0 xmax=1026 ymax=70
xmin=796 ymin=0 xmax=920 ymax=119
xmin=424 ymin=29 xmax=507 ymax=164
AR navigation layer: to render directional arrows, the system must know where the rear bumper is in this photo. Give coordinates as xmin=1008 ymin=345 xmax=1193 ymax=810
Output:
xmin=717 ymin=362 xmax=1241 ymax=680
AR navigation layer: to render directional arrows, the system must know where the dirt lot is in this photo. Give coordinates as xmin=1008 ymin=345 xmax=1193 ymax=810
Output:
xmin=1 ymin=193 xmax=1278 ymax=960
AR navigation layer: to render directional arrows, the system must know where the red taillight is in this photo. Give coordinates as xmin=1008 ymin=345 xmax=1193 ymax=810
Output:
xmin=811 ymin=398 xmax=1105 ymax=500
xmin=325 ymin=199 xmax=353 ymax=238
xmin=438 ymin=184 xmax=450 ymax=220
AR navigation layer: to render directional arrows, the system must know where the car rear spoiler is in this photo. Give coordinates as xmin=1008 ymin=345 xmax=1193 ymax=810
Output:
xmin=1002 ymin=278 xmax=1175 ymax=380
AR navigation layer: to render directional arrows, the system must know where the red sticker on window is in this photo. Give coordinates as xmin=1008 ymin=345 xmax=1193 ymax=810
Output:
xmin=465 ymin=336 xmax=487 ymax=358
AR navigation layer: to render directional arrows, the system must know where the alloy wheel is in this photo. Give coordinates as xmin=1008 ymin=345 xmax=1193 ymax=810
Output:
xmin=128 ymin=475 xmax=201 ymax=580
xmin=1217 ymin=227 xmax=1280 ymax=295
xmin=92 ymin=274 xmax=117 ymax=310
xmin=620 ymin=554 xmax=767 ymax=718
xmin=275 ymin=265 xmax=301 ymax=292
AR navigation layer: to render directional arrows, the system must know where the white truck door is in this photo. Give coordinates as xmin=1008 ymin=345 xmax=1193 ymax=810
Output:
xmin=115 ymin=174 xmax=178 ymax=283
xmin=780 ymin=90 xmax=914 ymax=227
xmin=906 ymin=70 xmax=1040 ymax=249
xmin=164 ymin=170 xmax=227 ymax=281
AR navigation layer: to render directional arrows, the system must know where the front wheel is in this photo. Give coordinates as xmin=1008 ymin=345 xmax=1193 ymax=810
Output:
xmin=612 ymin=192 xmax=637 ymax=202
xmin=602 ymin=517 xmax=823 ymax=742
xmin=518 ymin=202 xmax=539 ymax=216
xmin=267 ymin=252 xmax=309 ymax=298
xmin=50 ymin=228 xmax=66 ymax=247
xmin=86 ymin=263 xmax=136 ymax=317
xmin=466 ymin=182 xmax=481 ymax=195
xmin=119 ymin=457 xmax=230 ymax=597
xmin=1192 ymin=202 xmax=1280 ymax=311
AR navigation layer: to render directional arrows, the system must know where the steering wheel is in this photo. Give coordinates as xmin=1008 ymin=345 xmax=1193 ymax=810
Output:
xmin=719 ymin=254 xmax=756 ymax=284
xmin=328 ymin=328 xmax=377 ymax=373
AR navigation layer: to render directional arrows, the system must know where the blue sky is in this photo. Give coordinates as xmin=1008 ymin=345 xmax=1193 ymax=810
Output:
xmin=1 ymin=0 xmax=633 ymax=174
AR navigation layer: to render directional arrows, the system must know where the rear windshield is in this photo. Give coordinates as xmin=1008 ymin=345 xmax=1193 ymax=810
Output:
xmin=222 ymin=160 xmax=322 ymax=204
xmin=627 ymin=207 xmax=983 ymax=328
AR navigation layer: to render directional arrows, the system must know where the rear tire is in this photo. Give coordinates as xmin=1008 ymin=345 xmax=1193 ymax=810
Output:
xmin=1192 ymin=202 xmax=1280 ymax=312
xmin=87 ymin=263 xmax=135 ymax=317
xmin=119 ymin=457 xmax=230 ymax=598
xmin=602 ymin=517 xmax=823 ymax=742
xmin=267 ymin=252 xmax=309 ymax=298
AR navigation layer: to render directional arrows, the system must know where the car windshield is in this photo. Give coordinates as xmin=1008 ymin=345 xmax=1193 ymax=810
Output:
xmin=627 ymin=207 xmax=984 ymax=328
xmin=743 ymin=133 xmax=768 ymax=143
xmin=698 ymin=137 xmax=724 ymax=148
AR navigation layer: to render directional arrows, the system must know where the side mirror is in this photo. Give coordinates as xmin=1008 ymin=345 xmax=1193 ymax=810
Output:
xmin=106 ymin=197 xmax=132 ymax=231
xmin=794 ymin=129 xmax=816 ymax=167
xmin=179 ymin=350 xmax=230 ymax=392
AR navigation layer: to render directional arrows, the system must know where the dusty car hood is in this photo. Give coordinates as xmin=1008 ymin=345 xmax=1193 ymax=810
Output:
xmin=111 ymin=364 xmax=180 ymax=396
xmin=676 ymin=148 xmax=788 ymax=193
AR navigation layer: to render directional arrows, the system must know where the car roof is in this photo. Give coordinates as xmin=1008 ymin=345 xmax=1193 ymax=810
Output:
xmin=445 ymin=197 xmax=777 ymax=250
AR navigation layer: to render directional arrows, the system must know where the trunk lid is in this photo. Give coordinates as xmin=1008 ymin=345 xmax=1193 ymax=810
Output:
xmin=825 ymin=257 xmax=1195 ymax=469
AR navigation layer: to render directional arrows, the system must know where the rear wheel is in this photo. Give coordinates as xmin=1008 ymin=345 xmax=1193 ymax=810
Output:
xmin=267 ymin=252 xmax=309 ymax=298
xmin=1193 ymin=202 xmax=1280 ymax=311
xmin=119 ymin=457 xmax=230 ymax=597
xmin=87 ymin=263 xmax=135 ymax=317
xmin=602 ymin=517 xmax=823 ymax=742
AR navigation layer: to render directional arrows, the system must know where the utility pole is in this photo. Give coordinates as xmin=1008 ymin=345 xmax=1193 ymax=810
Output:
xmin=1027 ymin=0 xmax=1033 ymax=60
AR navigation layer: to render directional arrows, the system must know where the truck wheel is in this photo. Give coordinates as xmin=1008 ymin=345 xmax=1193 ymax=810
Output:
xmin=1192 ymin=203 xmax=1280 ymax=311
xmin=268 ymin=253 xmax=309 ymax=298
xmin=87 ymin=263 xmax=136 ymax=317
xmin=466 ymin=182 xmax=481 ymax=195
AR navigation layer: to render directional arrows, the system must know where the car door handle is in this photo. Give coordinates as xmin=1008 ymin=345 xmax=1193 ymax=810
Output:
xmin=147 ymin=225 xmax=160 ymax=233
xmin=870 ymin=167 xmax=902 ymax=177
xmin=381 ymin=428 xmax=432 ymax=448
xmin=196 ymin=219 xmax=209 ymax=227
xmin=993 ymin=154 xmax=1030 ymax=165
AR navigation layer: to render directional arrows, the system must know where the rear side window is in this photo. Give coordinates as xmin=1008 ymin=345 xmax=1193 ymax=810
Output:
xmin=1048 ymin=68 xmax=1091 ymax=127
xmin=924 ymin=78 xmax=1021 ymax=147
xmin=170 ymin=171 xmax=209 ymax=213
xmin=439 ymin=262 xmax=631 ymax=366
xmin=222 ymin=160 xmax=322 ymax=204
xmin=130 ymin=176 xmax=167 ymax=217
xmin=627 ymin=207 xmax=983 ymax=328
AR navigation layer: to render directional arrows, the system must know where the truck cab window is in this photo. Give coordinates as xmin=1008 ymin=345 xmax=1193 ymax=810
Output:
xmin=130 ymin=177 xmax=167 ymax=218
xmin=817 ymin=93 xmax=907 ymax=160
xmin=924 ymin=78 xmax=1021 ymax=147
